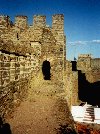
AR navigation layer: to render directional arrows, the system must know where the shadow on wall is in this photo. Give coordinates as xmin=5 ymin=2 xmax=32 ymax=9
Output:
xmin=0 ymin=117 xmax=12 ymax=134
xmin=54 ymin=98 xmax=77 ymax=134
xmin=78 ymin=70 xmax=100 ymax=107
xmin=42 ymin=60 xmax=51 ymax=80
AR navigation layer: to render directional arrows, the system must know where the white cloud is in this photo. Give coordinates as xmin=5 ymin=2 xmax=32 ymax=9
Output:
xmin=92 ymin=40 xmax=100 ymax=43
xmin=68 ymin=40 xmax=88 ymax=45
xmin=68 ymin=40 xmax=100 ymax=45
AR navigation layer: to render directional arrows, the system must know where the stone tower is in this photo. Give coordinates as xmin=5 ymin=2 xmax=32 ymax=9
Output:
xmin=39 ymin=14 xmax=66 ymax=82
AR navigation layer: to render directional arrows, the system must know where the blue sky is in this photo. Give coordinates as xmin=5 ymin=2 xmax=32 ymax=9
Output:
xmin=0 ymin=0 xmax=100 ymax=60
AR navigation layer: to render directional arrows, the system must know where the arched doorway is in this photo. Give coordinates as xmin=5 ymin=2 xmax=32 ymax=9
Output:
xmin=42 ymin=60 xmax=51 ymax=80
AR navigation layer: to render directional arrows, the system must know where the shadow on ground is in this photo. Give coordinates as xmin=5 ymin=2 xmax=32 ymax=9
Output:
xmin=53 ymin=97 xmax=77 ymax=134
xmin=0 ymin=117 xmax=12 ymax=134
xmin=78 ymin=70 xmax=100 ymax=106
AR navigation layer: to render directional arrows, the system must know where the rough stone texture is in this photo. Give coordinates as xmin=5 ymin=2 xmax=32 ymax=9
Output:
xmin=91 ymin=58 xmax=100 ymax=69
xmin=77 ymin=54 xmax=100 ymax=82
xmin=71 ymin=71 xmax=78 ymax=105
xmin=64 ymin=70 xmax=79 ymax=108
xmin=0 ymin=50 xmax=31 ymax=118
xmin=77 ymin=54 xmax=91 ymax=72
xmin=6 ymin=75 xmax=76 ymax=134
xmin=15 ymin=16 xmax=28 ymax=30
xmin=0 ymin=14 xmax=67 ymax=121
xmin=85 ymin=69 xmax=100 ymax=83
xmin=33 ymin=15 xmax=46 ymax=28
xmin=0 ymin=14 xmax=66 ymax=82
xmin=0 ymin=14 xmax=100 ymax=124
xmin=0 ymin=15 xmax=10 ymax=29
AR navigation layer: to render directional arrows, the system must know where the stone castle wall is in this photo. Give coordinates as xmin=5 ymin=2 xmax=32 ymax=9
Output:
xmin=0 ymin=14 xmax=100 ymax=119
xmin=64 ymin=60 xmax=79 ymax=107
xmin=77 ymin=54 xmax=100 ymax=83
xmin=65 ymin=55 xmax=100 ymax=107
xmin=0 ymin=42 xmax=42 ymax=118
xmin=0 ymin=46 xmax=35 ymax=118
xmin=91 ymin=58 xmax=100 ymax=69
xmin=0 ymin=14 xmax=66 ymax=82
xmin=0 ymin=14 xmax=66 ymax=118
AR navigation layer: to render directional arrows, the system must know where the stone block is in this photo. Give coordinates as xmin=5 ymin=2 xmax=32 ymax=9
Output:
xmin=2 ymin=70 xmax=10 ymax=78
xmin=3 ymin=54 xmax=10 ymax=61
xmin=2 ymin=77 xmax=10 ymax=86
xmin=0 ymin=52 xmax=4 ymax=61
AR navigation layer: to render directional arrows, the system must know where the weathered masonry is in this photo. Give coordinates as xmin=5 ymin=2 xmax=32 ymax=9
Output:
xmin=0 ymin=14 xmax=66 ymax=118
xmin=0 ymin=14 xmax=66 ymax=81
xmin=0 ymin=14 xmax=100 ymax=119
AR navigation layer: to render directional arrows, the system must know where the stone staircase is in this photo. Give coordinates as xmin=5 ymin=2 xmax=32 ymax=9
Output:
xmin=83 ymin=104 xmax=95 ymax=123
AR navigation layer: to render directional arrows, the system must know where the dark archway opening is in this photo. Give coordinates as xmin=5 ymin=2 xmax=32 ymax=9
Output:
xmin=42 ymin=60 xmax=51 ymax=80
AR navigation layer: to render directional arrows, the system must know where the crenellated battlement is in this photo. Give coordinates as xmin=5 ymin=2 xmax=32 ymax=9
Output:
xmin=0 ymin=13 xmax=66 ymax=85
xmin=0 ymin=13 xmax=100 ymax=125
xmin=0 ymin=14 xmax=64 ymax=30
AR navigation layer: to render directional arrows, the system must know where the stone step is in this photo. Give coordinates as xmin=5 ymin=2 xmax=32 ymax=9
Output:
xmin=83 ymin=116 xmax=94 ymax=120
xmin=83 ymin=119 xmax=94 ymax=122
xmin=85 ymin=112 xmax=94 ymax=114
xmin=84 ymin=114 xmax=94 ymax=117
xmin=85 ymin=114 xmax=94 ymax=117
xmin=84 ymin=116 xmax=94 ymax=119
xmin=86 ymin=108 xmax=94 ymax=110
xmin=85 ymin=111 xmax=94 ymax=114
xmin=84 ymin=114 xmax=94 ymax=116
xmin=83 ymin=104 xmax=95 ymax=123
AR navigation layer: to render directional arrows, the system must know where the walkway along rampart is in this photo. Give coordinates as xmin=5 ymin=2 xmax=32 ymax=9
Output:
xmin=0 ymin=14 xmax=100 ymax=122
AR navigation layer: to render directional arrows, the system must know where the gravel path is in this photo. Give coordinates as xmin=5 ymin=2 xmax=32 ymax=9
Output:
xmin=7 ymin=94 xmax=74 ymax=134
xmin=6 ymin=78 xmax=74 ymax=134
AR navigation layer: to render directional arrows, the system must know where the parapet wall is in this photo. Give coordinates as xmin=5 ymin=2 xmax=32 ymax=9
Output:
xmin=91 ymin=58 xmax=100 ymax=69
xmin=0 ymin=13 xmax=66 ymax=81
xmin=0 ymin=40 xmax=40 ymax=119
xmin=0 ymin=52 xmax=27 ymax=118
xmin=77 ymin=55 xmax=100 ymax=82
xmin=0 ymin=14 xmax=67 ymax=119
xmin=64 ymin=70 xmax=79 ymax=108
xmin=0 ymin=14 xmax=64 ymax=30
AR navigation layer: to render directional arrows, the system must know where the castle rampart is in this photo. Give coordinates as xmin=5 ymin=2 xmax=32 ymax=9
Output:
xmin=0 ymin=14 xmax=100 ymax=121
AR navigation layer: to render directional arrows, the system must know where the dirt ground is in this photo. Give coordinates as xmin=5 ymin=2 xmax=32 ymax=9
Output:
xmin=6 ymin=74 xmax=75 ymax=134
xmin=7 ymin=93 xmax=74 ymax=134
